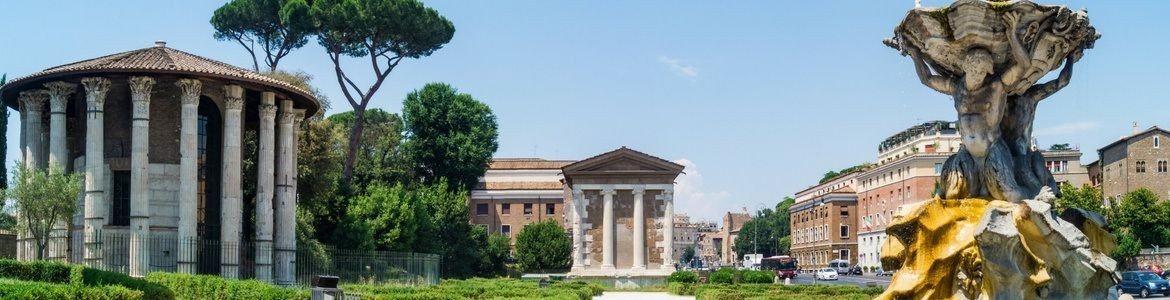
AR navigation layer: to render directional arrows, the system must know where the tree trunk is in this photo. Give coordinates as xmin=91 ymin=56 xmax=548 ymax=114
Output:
xmin=341 ymin=108 xmax=366 ymax=189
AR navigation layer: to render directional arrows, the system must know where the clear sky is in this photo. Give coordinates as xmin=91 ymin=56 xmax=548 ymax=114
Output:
xmin=2 ymin=1 xmax=1168 ymax=223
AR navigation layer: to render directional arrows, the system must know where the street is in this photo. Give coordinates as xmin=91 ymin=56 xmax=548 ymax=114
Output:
xmin=787 ymin=273 xmax=891 ymax=288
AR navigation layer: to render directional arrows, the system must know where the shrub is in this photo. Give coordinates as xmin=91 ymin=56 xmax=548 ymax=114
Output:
xmin=0 ymin=259 xmax=173 ymax=299
xmin=145 ymin=272 xmax=307 ymax=300
xmin=667 ymin=282 xmax=695 ymax=295
xmin=709 ymin=268 xmax=735 ymax=284
xmin=0 ymin=259 xmax=74 ymax=283
xmin=667 ymin=270 xmax=698 ymax=284
xmin=0 ymin=278 xmax=144 ymax=299
xmin=740 ymin=270 xmax=774 ymax=284
xmin=514 ymin=219 xmax=572 ymax=273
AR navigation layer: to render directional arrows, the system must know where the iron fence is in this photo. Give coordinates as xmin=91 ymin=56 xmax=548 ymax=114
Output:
xmin=12 ymin=231 xmax=440 ymax=287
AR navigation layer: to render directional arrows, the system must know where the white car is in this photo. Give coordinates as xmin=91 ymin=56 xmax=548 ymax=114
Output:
xmin=816 ymin=268 xmax=839 ymax=280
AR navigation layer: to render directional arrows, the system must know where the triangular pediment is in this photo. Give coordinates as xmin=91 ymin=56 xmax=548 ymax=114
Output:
xmin=562 ymin=147 xmax=685 ymax=175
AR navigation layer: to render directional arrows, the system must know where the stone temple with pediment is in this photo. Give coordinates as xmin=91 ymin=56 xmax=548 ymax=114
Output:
xmin=470 ymin=147 xmax=684 ymax=280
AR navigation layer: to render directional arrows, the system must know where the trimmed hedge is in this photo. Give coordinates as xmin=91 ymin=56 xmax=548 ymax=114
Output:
xmin=709 ymin=268 xmax=735 ymax=284
xmin=145 ymin=273 xmax=307 ymax=300
xmin=740 ymin=270 xmax=774 ymax=284
xmin=666 ymin=282 xmax=695 ymax=295
xmin=343 ymin=278 xmax=604 ymax=300
xmin=688 ymin=284 xmax=884 ymax=300
xmin=0 ymin=278 xmax=144 ymax=299
xmin=666 ymin=270 xmax=698 ymax=284
xmin=0 ymin=259 xmax=172 ymax=299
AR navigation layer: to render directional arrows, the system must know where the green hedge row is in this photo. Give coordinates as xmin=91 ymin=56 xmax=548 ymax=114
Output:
xmin=343 ymin=278 xmax=604 ymax=300
xmin=668 ymin=283 xmax=884 ymax=299
xmin=0 ymin=278 xmax=144 ymax=299
xmin=705 ymin=268 xmax=774 ymax=284
xmin=667 ymin=270 xmax=698 ymax=284
xmin=145 ymin=273 xmax=308 ymax=300
xmin=0 ymin=259 xmax=172 ymax=299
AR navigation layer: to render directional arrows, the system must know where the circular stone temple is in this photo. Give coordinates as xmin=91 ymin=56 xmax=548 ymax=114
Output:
xmin=0 ymin=41 xmax=319 ymax=285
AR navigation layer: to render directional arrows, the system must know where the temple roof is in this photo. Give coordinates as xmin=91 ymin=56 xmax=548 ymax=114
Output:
xmin=0 ymin=42 xmax=320 ymax=115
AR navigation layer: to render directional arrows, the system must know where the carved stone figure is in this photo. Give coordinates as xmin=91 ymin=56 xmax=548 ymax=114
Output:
xmin=877 ymin=1 xmax=1114 ymax=299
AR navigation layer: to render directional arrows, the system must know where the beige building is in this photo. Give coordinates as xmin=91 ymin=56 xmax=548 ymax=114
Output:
xmin=1041 ymin=148 xmax=1090 ymax=188
xmin=857 ymin=121 xmax=960 ymax=270
xmin=671 ymin=214 xmax=716 ymax=264
xmin=469 ymin=158 xmax=574 ymax=246
xmin=1097 ymin=126 xmax=1170 ymax=203
xmin=1 ymin=42 xmax=319 ymax=284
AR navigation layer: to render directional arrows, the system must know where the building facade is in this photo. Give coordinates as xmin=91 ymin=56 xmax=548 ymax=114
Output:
xmin=469 ymin=158 xmax=574 ymax=246
xmin=0 ymin=42 xmax=319 ymax=284
xmin=671 ymin=214 xmax=716 ymax=264
xmin=856 ymin=121 xmax=961 ymax=271
xmin=790 ymin=170 xmax=860 ymax=270
xmin=1041 ymin=149 xmax=1090 ymax=188
xmin=1097 ymin=127 xmax=1170 ymax=203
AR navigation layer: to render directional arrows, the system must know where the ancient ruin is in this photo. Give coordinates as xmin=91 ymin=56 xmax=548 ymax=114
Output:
xmin=878 ymin=0 xmax=1117 ymax=298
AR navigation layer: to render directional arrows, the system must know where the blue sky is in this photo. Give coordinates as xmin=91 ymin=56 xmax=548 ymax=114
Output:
xmin=2 ymin=1 xmax=1168 ymax=223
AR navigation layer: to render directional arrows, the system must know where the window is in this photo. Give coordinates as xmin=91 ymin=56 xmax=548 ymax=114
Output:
xmin=523 ymin=203 xmax=533 ymax=215
xmin=840 ymin=224 xmax=849 ymax=239
xmin=1156 ymin=136 xmax=1162 ymax=148
xmin=1160 ymin=160 xmax=1168 ymax=173
xmin=934 ymin=163 xmax=943 ymax=175
xmin=840 ymin=207 xmax=848 ymax=217
xmin=546 ymin=203 xmax=556 ymax=215
xmin=1046 ymin=160 xmax=1068 ymax=173
xmin=110 ymin=171 xmax=131 ymax=226
xmin=839 ymin=249 xmax=850 ymax=261
xmin=502 ymin=203 xmax=511 ymax=215
xmin=1137 ymin=160 xmax=1147 ymax=173
xmin=476 ymin=203 xmax=489 ymax=216
xmin=501 ymin=225 xmax=511 ymax=237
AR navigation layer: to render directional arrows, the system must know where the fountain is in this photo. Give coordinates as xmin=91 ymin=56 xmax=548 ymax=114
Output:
xmin=879 ymin=0 xmax=1116 ymax=299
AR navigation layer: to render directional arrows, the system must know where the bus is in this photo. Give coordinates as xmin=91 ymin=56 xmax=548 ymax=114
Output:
xmin=760 ymin=255 xmax=799 ymax=279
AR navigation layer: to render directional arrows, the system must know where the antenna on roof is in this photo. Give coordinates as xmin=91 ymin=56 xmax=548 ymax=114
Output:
xmin=1133 ymin=122 xmax=1139 ymax=135
xmin=154 ymin=40 xmax=167 ymax=48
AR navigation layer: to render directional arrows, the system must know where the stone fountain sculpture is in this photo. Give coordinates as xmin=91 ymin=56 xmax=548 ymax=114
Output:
xmin=879 ymin=0 xmax=1116 ymax=299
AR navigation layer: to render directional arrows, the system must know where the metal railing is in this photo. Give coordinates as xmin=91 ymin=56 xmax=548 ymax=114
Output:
xmin=12 ymin=231 xmax=440 ymax=286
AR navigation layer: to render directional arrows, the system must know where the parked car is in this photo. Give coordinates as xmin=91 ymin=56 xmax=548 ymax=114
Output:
xmin=848 ymin=265 xmax=863 ymax=275
xmin=875 ymin=267 xmax=895 ymax=276
xmin=1119 ymin=271 xmax=1170 ymax=298
xmin=829 ymin=259 xmax=851 ymax=274
xmin=815 ymin=268 xmax=838 ymax=281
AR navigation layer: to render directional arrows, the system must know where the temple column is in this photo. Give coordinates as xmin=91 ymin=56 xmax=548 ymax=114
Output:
xmin=631 ymin=186 xmax=646 ymax=270
xmin=81 ymin=77 xmax=111 ymax=268
xmin=221 ymin=85 xmax=244 ymax=279
xmin=273 ymin=100 xmax=299 ymax=286
xmin=128 ymin=76 xmax=154 ymax=277
xmin=16 ymin=98 xmax=26 ymax=261
xmin=661 ymin=189 xmax=675 ymax=269
xmin=601 ymin=188 xmax=615 ymax=270
xmin=18 ymin=90 xmax=47 ymax=260
xmin=254 ymin=92 xmax=277 ymax=283
xmin=174 ymin=79 xmax=201 ymax=274
xmin=45 ymin=82 xmax=76 ymax=261
xmin=571 ymin=189 xmax=585 ymax=270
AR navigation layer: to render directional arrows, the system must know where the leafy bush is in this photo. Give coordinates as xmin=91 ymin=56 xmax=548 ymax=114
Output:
xmin=0 ymin=278 xmax=144 ymax=299
xmin=514 ymin=219 xmax=571 ymax=273
xmin=709 ymin=268 xmax=735 ymax=284
xmin=344 ymin=278 xmax=602 ymax=300
xmin=692 ymin=284 xmax=883 ymax=300
xmin=0 ymin=259 xmax=172 ymax=299
xmin=667 ymin=270 xmax=698 ymax=284
xmin=144 ymin=272 xmax=307 ymax=300
xmin=740 ymin=270 xmax=774 ymax=284
xmin=0 ymin=259 xmax=73 ymax=283
xmin=667 ymin=282 xmax=695 ymax=295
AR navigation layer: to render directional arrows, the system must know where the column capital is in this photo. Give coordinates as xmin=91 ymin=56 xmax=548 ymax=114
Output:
xmin=572 ymin=189 xmax=584 ymax=199
xmin=81 ymin=77 xmax=112 ymax=108
xmin=631 ymin=186 xmax=646 ymax=194
xmin=600 ymin=188 xmax=616 ymax=196
xmin=259 ymin=104 xmax=277 ymax=119
xmin=278 ymin=109 xmax=297 ymax=124
xmin=175 ymin=79 xmax=202 ymax=106
xmin=662 ymin=189 xmax=674 ymax=199
xmin=291 ymin=109 xmax=306 ymax=127
xmin=128 ymin=76 xmax=156 ymax=101
xmin=223 ymin=85 xmax=245 ymax=111
xmin=19 ymin=90 xmax=48 ymax=112
xmin=44 ymin=82 xmax=76 ymax=112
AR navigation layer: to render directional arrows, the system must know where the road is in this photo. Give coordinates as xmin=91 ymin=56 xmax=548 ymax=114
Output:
xmin=787 ymin=273 xmax=891 ymax=288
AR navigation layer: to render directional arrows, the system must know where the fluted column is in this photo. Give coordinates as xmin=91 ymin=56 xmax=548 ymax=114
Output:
xmin=81 ymin=77 xmax=111 ymax=268
xmin=128 ymin=76 xmax=154 ymax=277
xmin=221 ymin=85 xmax=244 ymax=279
xmin=571 ymin=189 xmax=585 ymax=270
xmin=18 ymin=90 xmax=47 ymax=260
xmin=601 ymin=188 xmax=615 ymax=270
xmin=632 ymin=186 xmax=646 ymax=270
xmin=45 ymin=82 xmax=76 ymax=262
xmin=175 ymin=79 xmax=201 ymax=274
xmin=661 ymin=189 xmax=675 ymax=269
xmin=273 ymin=100 xmax=299 ymax=286
xmin=16 ymin=98 xmax=26 ymax=261
xmin=254 ymin=92 xmax=277 ymax=283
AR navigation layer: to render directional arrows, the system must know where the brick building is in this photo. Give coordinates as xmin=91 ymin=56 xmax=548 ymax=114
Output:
xmin=469 ymin=158 xmax=574 ymax=245
xmin=790 ymin=171 xmax=860 ymax=270
xmin=1096 ymin=126 xmax=1170 ymax=204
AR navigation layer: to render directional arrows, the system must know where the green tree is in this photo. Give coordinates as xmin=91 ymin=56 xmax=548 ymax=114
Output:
xmin=402 ymin=83 xmax=499 ymax=191
xmin=1112 ymin=188 xmax=1169 ymax=248
xmin=6 ymin=165 xmax=82 ymax=259
xmin=328 ymin=109 xmax=410 ymax=193
xmin=479 ymin=233 xmax=511 ymax=277
xmin=514 ymin=219 xmax=572 ymax=273
xmin=212 ymin=0 xmax=314 ymax=72
xmin=777 ymin=236 xmax=791 ymax=255
xmin=1049 ymin=143 xmax=1072 ymax=151
xmin=309 ymin=0 xmax=456 ymax=186
xmin=775 ymin=197 xmax=795 ymax=236
xmin=267 ymin=70 xmax=332 ymax=113
xmin=681 ymin=245 xmax=696 ymax=265
xmin=1114 ymin=228 xmax=1142 ymax=262
xmin=296 ymin=118 xmax=347 ymax=243
xmin=337 ymin=183 xmax=425 ymax=251
xmin=0 ymin=73 xmax=6 ymax=190
xmin=1055 ymin=183 xmax=1104 ymax=216
xmin=734 ymin=209 xmax=779 ymax=257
